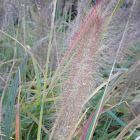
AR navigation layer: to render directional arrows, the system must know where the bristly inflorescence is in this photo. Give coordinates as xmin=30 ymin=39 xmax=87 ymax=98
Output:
xmin=53 ymin=0 xmax=140 ymax=139
xmin=53 ymin=0 xmax=109 ymax=139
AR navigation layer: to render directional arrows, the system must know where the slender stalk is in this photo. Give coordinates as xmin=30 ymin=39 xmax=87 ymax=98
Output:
xmin=37 ymin=0 xmax=57 ymax=139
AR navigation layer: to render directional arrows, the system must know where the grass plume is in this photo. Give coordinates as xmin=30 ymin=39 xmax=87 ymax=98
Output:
xmin=52 ymin=0 xmax=111 ymax=139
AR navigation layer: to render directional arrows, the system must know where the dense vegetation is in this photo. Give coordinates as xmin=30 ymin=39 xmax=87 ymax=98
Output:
xmin=0 ymin=0 xmax=140 ymax=139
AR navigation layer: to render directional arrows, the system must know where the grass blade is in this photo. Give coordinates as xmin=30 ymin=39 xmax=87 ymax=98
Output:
xmin=107 ymin=110 xmax=138 ymax=138
xmin=84 ymin=0 xmax=136 ymax=138
xmin=15 ymin=68 xmax=21 ymax=140
xmin=4 ymin=36 xmax=48 ymax=139
xmin=22 ymin=108 xmax=49 ymax=134
xmin=115 ymin=114 xmax=140 ymax=140
xmin=37 ymin=0 xmax=57 ymax=139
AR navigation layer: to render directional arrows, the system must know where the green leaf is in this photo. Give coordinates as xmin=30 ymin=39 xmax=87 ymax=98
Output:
xmin=4 ymin=36 xmax=48 ymax=139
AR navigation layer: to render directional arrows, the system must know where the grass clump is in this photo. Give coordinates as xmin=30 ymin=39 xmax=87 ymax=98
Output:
xmin=0 ymin=0 xmax=140 ymax=140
